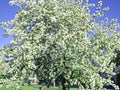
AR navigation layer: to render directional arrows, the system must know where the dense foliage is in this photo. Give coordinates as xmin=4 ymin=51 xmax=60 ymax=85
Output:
xmin=0 ymin=0 xmax=120 ymax=90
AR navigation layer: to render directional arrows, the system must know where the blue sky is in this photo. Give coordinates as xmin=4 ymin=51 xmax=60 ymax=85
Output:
xmin=0 ymin=0 xmax=19 ymax=48
xmin=0 ymin=0 xmax=120 ymax=49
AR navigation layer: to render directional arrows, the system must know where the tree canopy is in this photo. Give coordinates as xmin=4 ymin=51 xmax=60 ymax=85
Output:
xmin=0 ymin=0 xmax=120 ymax=90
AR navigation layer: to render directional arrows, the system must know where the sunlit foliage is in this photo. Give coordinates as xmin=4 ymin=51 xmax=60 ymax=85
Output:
xmin=0 ymin=0 xmax=120 ymax=89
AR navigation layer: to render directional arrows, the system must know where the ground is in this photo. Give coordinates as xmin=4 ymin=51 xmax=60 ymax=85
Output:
xmin=0 ymin=85 xmax=79 ymax=90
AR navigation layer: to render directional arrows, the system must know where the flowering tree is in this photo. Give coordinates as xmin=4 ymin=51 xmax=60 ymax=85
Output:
xmin=0 ymin=0 xmax=120 ymax=90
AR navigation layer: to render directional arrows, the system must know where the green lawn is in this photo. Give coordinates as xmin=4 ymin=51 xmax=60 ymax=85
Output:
xmin=0 ymin=85 xmax=38 ymax=90
xmin=0 ymin=85 xmax=79 ymax=90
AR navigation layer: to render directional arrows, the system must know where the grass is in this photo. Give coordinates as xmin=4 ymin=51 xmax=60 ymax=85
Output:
xmin=40 ymin=87 xmax=79 ymax=90
xmin=0 ymin=85 xmax=38 ymax=90
xmin=0 ymin=85 xmax=79 ymax=90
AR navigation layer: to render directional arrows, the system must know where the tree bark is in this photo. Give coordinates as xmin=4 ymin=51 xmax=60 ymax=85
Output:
xmin=61 ymin=80 xmax=66 ymax=90
xmin=60 ymin=76 xmax=67 ymax=90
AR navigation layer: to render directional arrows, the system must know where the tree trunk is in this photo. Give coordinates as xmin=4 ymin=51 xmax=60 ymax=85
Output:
xmin=61 ymin=77 xmax=67 ymax=90
xmin=61 ymin=81 xmax=66 ymax=90
xmin=62 ymin=84 xmax=66 ymax=90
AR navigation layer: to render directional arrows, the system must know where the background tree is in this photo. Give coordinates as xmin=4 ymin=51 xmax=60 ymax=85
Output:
xmin=0 ymin=0 xmax=120 ymax=90
xmin=109 ymin=50 xmax=120 ymax=88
